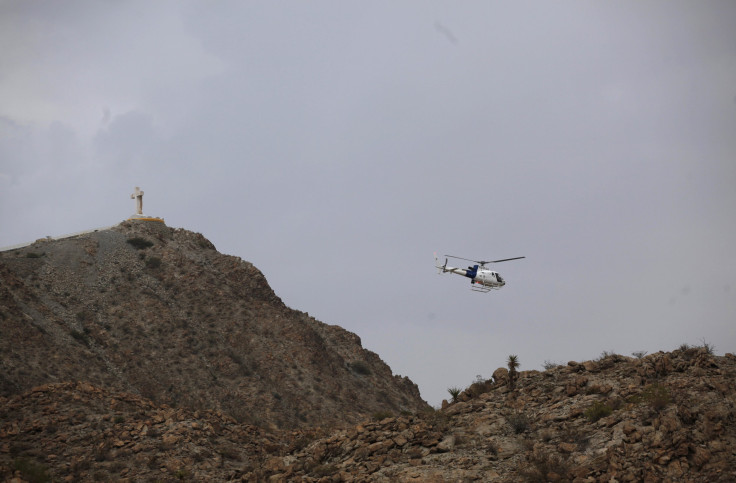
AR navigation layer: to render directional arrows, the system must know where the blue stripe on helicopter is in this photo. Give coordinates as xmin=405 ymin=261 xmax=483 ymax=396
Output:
xmin=465 ymin=265 xmax=479 ymax=279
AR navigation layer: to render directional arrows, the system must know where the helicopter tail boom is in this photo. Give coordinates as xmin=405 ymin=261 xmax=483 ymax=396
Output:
xmin=435 ymin=253 xmax=476 ymax=278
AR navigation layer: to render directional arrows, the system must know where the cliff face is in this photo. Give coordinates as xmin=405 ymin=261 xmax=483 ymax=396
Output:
xmin=0 ymin=220 xmax=427 ymax=431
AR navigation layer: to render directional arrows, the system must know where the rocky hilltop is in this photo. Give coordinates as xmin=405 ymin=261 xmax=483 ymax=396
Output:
xmin=0 ymin=220 xmax=427 ymax=432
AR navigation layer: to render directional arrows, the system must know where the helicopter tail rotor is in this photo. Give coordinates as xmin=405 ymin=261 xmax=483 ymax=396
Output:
xmin=434 ymin=252 xmax=448 ymax=273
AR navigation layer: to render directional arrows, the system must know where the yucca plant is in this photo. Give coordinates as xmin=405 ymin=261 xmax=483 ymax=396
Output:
xmin=507 ymin=355 xmax=520 ymax=389
xmin=447 ymin=387 xmax=462 ymax=403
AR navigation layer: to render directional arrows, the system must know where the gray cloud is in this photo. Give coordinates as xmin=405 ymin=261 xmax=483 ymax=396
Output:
xmin=1 ymin=1 xmax=735 ymax=405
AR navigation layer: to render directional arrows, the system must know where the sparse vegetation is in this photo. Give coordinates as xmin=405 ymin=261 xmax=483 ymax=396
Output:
xmin=371 ymin=411 xmax=393 ymax=421
xmin=93 ymin=444 xmax=112 ymax=462
xmin=418 ymin=407 xmax=451 ymax=433
xmin=348 ymin=361 xmax=371 ymax=376
xmin=561 ymin=427 xmax=590 ymax=451
xmin=70 ymin=329 xmax=90 ymax=346
xmin=598 ymin=350 xmax=624 ymax=361
xmin=145 ymin=256 xmax=162 ymax=269
xmin=507 ymin=411 xmax=530 ymax=434
xmin=542 ymin=360 xmax=561 ymax=370
xmin=585 ymin=385 xmax=602 ymax=395
xmin=13 ymin=457 xmax=50 ymax=483
xmin=584 ymin=400 xmax=613 ymax=422
xmin=174 ymin=468 xmax=191 ymax=480
xmin=127 ymin=237 xmax=154 ymax=249
xmin=447 ymin=386 xmax=462 ymax=403
xmin=217 ymin=445 xmax=242 ymax=461
xmin=519 ymin=450 xmax=570 ymax=483
xmin=632 ymin=350 xmax=648 ymax=359
xmin=700 ymin=338 xmax=715 ymax=355
xmin=628 ymin=383 xmax=671 ymax=411
xmin=507 ymin=355 xmax=520 ymax=389
xmin=597 ymin=351 xmax=626 ymax=369
xmin=678 ymin=340 xmax=715 ymax=356
xmin=25 ymin=252 xmax=45 ymax=258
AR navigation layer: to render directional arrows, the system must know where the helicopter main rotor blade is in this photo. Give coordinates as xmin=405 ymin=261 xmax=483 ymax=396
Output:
xmin=445 ymin=255 xmax=526 ymax=265
xmin=484 ymin=256 xmax=526 ymax=264
xmin=444 ymin=255 xmax=478 ymax=264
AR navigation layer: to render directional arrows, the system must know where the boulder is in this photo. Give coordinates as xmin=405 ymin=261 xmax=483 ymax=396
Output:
xmin=492 ymin=367 xmax=508 ymax=385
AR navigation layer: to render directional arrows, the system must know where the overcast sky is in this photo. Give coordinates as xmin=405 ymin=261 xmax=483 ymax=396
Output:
xmin=2 ymin=1 xmax=735 ymax=406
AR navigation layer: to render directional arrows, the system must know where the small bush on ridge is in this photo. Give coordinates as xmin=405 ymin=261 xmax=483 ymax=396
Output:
xmin=348 ymin=361 xmax=371 ymax=376
xmin=127 ymin=237 xmax=154 ymax=249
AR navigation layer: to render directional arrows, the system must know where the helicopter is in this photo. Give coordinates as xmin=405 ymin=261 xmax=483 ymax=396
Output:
xmin=434 ymin=253 xmax=525 ymax=292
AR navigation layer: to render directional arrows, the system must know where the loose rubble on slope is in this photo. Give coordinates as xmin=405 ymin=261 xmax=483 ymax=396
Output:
xmin=0 ymin=381 xmax=287 ymax=482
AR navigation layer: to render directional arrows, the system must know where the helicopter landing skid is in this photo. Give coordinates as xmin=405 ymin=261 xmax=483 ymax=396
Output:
xmin=471 ymin=284 xmax=500 ymax=293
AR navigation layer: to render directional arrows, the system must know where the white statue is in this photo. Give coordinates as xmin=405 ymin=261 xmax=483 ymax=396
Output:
xmin=131 ymin=187 xmax=144 ymax=215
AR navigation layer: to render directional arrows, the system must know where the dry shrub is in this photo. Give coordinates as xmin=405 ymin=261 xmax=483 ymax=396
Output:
xmin=584 ymin=401 xmax=612 ymax=422
xmin=519 ymin=451 xmax=570 ymax=482
xmin=507 ymin=412 xmax=530 ymax=434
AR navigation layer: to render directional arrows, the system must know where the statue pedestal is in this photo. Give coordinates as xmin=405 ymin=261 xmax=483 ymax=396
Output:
xmin=128 ymin=214 xmax=165 ymax=223
xmin=128 ymin=187 xmax=163 ymax=223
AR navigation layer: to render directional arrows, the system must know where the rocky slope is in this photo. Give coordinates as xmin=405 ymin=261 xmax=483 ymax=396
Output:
xmin=256 ymin=348 xmax=736 ymax=482
xmin=0 ymin=220 xmax=427 ymax=432
xmin=1 ymin=348 xmax=734 ymax=482
xmin=1 ymin=381 xmax=284 ymax=482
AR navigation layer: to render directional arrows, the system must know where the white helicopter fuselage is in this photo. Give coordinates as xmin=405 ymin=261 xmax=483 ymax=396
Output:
xmin=442 ymin=265 xmax=505 ymax=288
xmin=473 ymin=268 xmax=505 ymax=288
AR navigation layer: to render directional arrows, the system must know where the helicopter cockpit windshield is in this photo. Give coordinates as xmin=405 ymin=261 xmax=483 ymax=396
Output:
xmin=496 ymin=273 xmax=504 ymax=283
